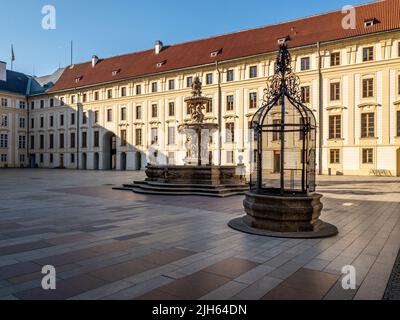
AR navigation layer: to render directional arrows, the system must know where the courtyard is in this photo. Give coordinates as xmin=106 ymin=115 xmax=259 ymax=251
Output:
xmin=0 ymin=169 xmax=399 ymax=300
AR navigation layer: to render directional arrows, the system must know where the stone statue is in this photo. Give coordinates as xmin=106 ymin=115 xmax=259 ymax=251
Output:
xmin=191 ymin=76 xmax=202 ymax=97
xmin=191 ymin=103 xmax=205 ymax=123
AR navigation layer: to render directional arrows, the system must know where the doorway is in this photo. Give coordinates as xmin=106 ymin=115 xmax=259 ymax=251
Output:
xmin=82 ymin=153 xmax=87 ymax=170
xmin=60 ymin=154 xmax=64 ymax=168
xmin=120 ymin=152 xmax=127 ymax=171
xmin=135 ymin=152 xmax=142 ymax=170
xmin=103 ymin=132 xmax=117 ymax=170
xmin=29 ymin=154 xmax=36 ymax=168
xmin=274 ymin=152 xmax=281 ymax=173
xmin=94 ymin=152 xmax=99 ymax=170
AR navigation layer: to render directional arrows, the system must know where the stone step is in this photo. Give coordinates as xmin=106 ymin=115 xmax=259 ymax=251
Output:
xmin=132 ymin=181 xmax=248 ymax=190
xmin=128 ymin=187 xmax=244 ymax=198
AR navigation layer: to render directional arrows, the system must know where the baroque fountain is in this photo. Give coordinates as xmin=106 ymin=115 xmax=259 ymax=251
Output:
xmin=120 ymin=77 xmax=248 ymax=197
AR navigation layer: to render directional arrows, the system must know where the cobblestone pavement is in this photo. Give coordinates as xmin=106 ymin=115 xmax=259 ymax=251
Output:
xmin=0 ymin=169 xmax=399 ymax=300
xmin=384 ymin=250 xmax=400 ymax=300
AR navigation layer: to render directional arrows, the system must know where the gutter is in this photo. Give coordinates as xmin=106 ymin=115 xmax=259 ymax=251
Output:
xmin=317 ymin=42 xmax=323 ymax=176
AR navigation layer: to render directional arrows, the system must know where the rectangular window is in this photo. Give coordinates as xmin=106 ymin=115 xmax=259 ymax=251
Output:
xmin=121 ymin=87 xmax=127 ymax=97
xmin=227 ymin=95 xmax=234 ymax=111
xmin=331 ymin=52 xmax=341 ymax=66
xmin=59 ymin=133 xmax=64 ymax=149
xmin=94 ymin=111 xmax=99 ymax=124
xmin=135 ymin=129 xmax=142 ymax=146
xmin=107 ymin=89 xmax=113 ymax=99
xmin=361 ymin=112 xmax=375 ymax=138
xmin=169 ymin=102 xmax=175 ymax=117
xmin=168 ymin=127 xmax=176 ymax=145
xmin=71 ymin=113 xmax=75 ymax=125
xmin=40 ymin=117 xmax=44 ymax=128
xmin=301 ymin=57 xmax=310 ymax=71
xmin=70 ymin=153 xmax=75 ymax=163
xmin=107 ymin=109 xmax=112 ymax=122
xmin=136 ymin=85 xmax=142 ymax=95
xmin=363 ymin=47 xmax=374 ymax=62
xmin=330 ymin=149 xmax=340 ymax=164
xmin=94 ymin=92 xmax=99 ymax=101
xmin=151 ymin=82 xmax=158 ymax=93
xmin=249 ymin=66 xmax=258 ymax=78
xmin=206 ymin=99 xmax=213 ymax=113
xmin=19 ymin=154 xmax=25 ymax=163
xmin=31 ymin=118 xmax=34 ymax=129
xmin=19 ymin=101 xmax=26 ymax=109
xmin=0 ymin=115 xmax=7 ymax=127
xmin=82 ymin=94 xmax=87 ymax=103
xmin=120 ymin=130 xmax=127 ymax=146
xmin=82 ymin=132 xmax=87 ymax=148
xmin=60 ymin=98 xmax=65 ymax=106
xmin=50 ymin=116 xmax=54 ymax=127
xmin=0 ymin=134 xmax=8 ymax=148
xmin=169 ymin=79 xmax=175 ymax=90
xmin=19 ymin=117 xmax=25 ymax=128
xmin=49 ymin=134 xmax=54 ymax=149
xmin=186 ymin=77 xmax=193 ymax=88
xmin=330 ymin=82 xmax=341 ymax=101
xmin=329 ymin=115 xmax=342 ymax=139
xmin=60 ymin=114 xmax=64 ymax=126
xmin=272 ymin=119 xmax=281 ymax=141
xmin=206 ymin=73 xmax=213 ymax=85
xmin=94 ymin=131 xmax=99 ymax=147
xmin=136 ymin=105 xmax=142 ymax=119
xmin=151 ymin=128 xmax=158 ymax=144
xmin=18 ymin=136 xmax=26 ymax=149
xmin=82 ymin=112 xmax=87 ymax=124
xmin=50 ymin=154 xmax=53 ymax=164
xmin=152 ymin=104 xmax=158 ymax=118
xmin=31 ymin=101 xmax=35 ymax=109
xmin=39 ymin=154 xmax=43 ymax=163
xmin=362 ymin=78 xmax=374 ymax=98
xmin=49 ymin=99 xmax=54 ymax=107
xmin=362 ymin=148 xmax=374 ymax=164
xmin=71 ymin=96 xmax=75 ymax=104
xmin=397 ymin=111 xmax=400 ymax=137
xmin=1 ymin=154 xmax=7 ymax=162
xmin=70 ymin=132 xmax=76 ymax=148
xmin=1 ymin=98 xmax=8 ymax=107
xmin=226 ymin=151 xmax=234 ymax=164
xmin=121 ymin=107 xmax=127 ymax=121
xmin=227 ymin=69 xmax=234 ymax=82
xmin=40 ymin=100 xmax=44 ymax=108
xmin=30 ymin=136 xmax=34 ymax=149
xmin=249 ymin=92 xmax=257 ymax=109
xmin=40 ymin=135 xmax=44 ymax=149
xmin=301 ymin=86 xmax=310 ymax=104
xmin=225 ymin=123 xmax=235 ymax=143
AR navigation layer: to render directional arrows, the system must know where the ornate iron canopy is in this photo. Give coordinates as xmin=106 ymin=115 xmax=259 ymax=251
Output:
xmin=250 ymin=43 xmax=317 ymax=196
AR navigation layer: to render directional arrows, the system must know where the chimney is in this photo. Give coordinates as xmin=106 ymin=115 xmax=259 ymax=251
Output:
xmin=0 ymin=61 xmax=6 ymax=82
xmin=155 ymin=40 xmax=163 ymax=55
xmin=91 ymin=55 xmax=99 ymax=68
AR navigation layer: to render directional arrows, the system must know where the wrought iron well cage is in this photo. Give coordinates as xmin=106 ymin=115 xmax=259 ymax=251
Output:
xmin=250 ymin=43 xmax=317 ymax=196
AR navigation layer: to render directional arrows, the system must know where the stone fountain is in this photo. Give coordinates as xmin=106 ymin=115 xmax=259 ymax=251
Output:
xmin=118 ymin=77 xmax=248 ymax=197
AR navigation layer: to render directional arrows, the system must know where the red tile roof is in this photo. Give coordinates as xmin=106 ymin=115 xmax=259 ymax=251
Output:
xmin=49 ymin=0 xmax=400 ymax=93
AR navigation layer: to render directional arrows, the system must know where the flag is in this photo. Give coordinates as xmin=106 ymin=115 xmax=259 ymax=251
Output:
xmin=11 ymin=45 xmax=15 ymax=62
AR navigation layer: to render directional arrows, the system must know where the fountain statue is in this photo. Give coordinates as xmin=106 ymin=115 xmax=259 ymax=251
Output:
xmin=117 ymin=77 xmax=248 ymax=197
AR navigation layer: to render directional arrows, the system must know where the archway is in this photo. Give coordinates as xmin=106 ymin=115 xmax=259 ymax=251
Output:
xmin=94 ymin=152 xmax=99 ymax=170
xmin=82 ymin=153 xmax=87 ymax=170
xmin=120 ymin=152 xmax=127 ymax=171
xmin=397 ymin=148 xmax=400 ymax=177
xmin=103 ymin=131 xmax=116 ymax=170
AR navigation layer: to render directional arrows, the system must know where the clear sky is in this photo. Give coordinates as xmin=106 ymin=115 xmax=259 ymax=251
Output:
xmin=1 ymin=0 xmax=371 ymax=76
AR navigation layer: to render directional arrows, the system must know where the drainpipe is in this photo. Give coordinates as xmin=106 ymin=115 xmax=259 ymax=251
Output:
xmin=317 ymin=42 xmax=323 ymax=175
xmin=216 ymin=61 xmax=222 ymax=166
xmin=76 ymin=90 xmax=80 ymax=170
xmin=27 ymin=97 xmax=30 ymax=168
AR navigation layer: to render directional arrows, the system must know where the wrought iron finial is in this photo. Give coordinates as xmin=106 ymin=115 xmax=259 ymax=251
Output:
xmin=263 ymin=44 xmax=302 ymax=105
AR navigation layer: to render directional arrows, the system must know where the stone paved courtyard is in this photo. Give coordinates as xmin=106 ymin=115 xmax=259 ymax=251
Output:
xmin=0 ymin=169 xmax=399 ymax=300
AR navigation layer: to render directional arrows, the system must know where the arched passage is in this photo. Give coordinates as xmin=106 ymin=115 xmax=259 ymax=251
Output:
xmin=103 ymin=132 xmax=116 ymax=170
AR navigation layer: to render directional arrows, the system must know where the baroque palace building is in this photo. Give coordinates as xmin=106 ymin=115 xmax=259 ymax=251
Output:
xmin=1 ymin=0 xmax=400 ymax=176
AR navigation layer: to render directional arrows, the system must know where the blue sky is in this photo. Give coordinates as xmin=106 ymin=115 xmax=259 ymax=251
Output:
xmin=1 ymin=0 xmax=370 ymax=76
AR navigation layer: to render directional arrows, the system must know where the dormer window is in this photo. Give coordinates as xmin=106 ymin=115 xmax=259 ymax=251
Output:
xmin=210 ymin=49 xmax=222 ymax=58
xmin=156 ymin=60 xmax=166 ymax=68
xmin=112 ymin=69 xmax=121 ymax=76
xmin=364 ymin=18 xmax=380 ymax=28
xmin=75 ymin=76 xmax=82 ymax=83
